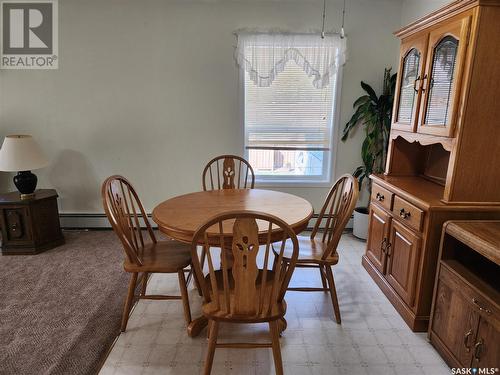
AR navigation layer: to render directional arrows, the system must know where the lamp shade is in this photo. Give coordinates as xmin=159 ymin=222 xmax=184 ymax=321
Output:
xmin=0 ymin=135 xmax=49 ymax=172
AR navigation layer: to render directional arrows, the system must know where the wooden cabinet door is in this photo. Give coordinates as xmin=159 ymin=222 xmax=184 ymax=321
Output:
xmin=431 ymin=267 xmax=479 ymax=367
xmin=2 ymin=208 xmax=32 ymax=243
xmin=472 ymin=317 xmax=500 ymax=368
xmin=417 ymin=15 xmax=471 ymax=137
xmin=385 ymin=220 xmax=421 ymax=306
xmin=365 ymin=204 xmax=390 ymax=274
xmin=392 ymin=33 xmax=428 ymax=132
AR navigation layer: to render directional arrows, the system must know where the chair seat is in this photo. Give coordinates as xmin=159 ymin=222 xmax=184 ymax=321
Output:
xmin=202 ymin=269 xmax=287 ymax=322
xmin=123 ymin=239 xmax=192 ymax=273
xmin=276 ymin=235 xmax=339 ymax=264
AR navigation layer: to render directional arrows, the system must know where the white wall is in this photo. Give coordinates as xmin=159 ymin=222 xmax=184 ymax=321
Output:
xmin=0 ymin=0 xmax=402 ymax=216
xmin=401 ymin=0 xmax=451 ymax=25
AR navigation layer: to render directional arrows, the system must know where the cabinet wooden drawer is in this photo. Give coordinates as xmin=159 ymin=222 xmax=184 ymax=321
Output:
xmin=371 ymin=184 xmax=393 ymax=211
xmin=393 ymin=196 xmax=424 ymax=231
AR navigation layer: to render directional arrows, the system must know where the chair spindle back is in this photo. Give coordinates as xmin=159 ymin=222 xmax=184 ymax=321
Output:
xmin=310 ymin=174 xmax=359 ymax=259
xmin=191 ymin=211 xmax=298 ymax=318
xmin=102 ymin=175 xmax=156 ymax=266
xmin=202 ymin=155 xmax=255 ymax=191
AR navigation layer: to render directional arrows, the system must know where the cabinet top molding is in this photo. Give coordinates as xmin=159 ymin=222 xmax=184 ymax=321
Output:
xmin=394 ymin=0 xmax=500 ymax=38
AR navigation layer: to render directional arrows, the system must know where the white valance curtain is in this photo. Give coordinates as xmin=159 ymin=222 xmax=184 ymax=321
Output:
xmin=235 ymin=32 xmax=347 ymax=89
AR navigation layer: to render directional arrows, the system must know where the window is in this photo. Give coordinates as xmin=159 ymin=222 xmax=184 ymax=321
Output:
xmin=237 ymin=33 xmax=344 ymax=185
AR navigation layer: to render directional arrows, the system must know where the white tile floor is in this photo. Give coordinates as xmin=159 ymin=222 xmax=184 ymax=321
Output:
xmin=100 ymin=233 xmax=450 ymax=375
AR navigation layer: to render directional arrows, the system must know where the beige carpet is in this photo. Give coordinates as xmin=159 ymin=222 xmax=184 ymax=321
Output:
xmin=0 ymin=231 xmax=129 ymax=375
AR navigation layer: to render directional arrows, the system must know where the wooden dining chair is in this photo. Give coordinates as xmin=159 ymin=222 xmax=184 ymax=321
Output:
xmin=202 ymin=155 xmax=255 ymax=190
xmin=191 ymin=211 xmax=299 ymax=375
xmin=102 ymin=175 xmax=193 ymax=332
xmin=275 ymin=174 xmax=359 ymax=324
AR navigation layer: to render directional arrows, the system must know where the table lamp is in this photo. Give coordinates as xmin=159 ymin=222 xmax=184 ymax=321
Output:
xmin=0 ymin=135 xmax=49 ymax=199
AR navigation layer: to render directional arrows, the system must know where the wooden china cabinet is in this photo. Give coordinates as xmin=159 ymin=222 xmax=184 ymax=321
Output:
xmin=362 ymin=0 xmax=500 ymax=332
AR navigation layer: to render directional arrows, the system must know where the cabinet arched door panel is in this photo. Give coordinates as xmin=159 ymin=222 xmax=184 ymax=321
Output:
xmin=392 ymin=34 xmax=428 ymax=132
xmin=417 ymin=15 xmax=471 ymax=137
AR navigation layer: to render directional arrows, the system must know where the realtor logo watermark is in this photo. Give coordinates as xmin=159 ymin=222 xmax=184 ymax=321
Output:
xmin=1 ymin=0 xmax=58 ymax=69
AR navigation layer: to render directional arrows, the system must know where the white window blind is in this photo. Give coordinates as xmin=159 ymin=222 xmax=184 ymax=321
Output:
xmin=237 ymin=32 xmax=345 ymax=184
xmin=245 ymin=61 xmax=335 ymax=152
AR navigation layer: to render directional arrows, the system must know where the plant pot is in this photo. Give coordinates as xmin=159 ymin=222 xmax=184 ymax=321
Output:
xmin=353 ymin=207 xmax=369 ymax=240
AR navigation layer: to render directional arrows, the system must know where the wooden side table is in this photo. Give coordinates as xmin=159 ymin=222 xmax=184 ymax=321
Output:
xmin=0 ymin=189 xmax=64 ymax=255
xmin=429 ymin=221 xmax=500 ymax=368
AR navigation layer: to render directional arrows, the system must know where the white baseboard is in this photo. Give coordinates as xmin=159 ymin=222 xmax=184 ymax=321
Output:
xmin=59 ymin=213 xmax=353 ymax=230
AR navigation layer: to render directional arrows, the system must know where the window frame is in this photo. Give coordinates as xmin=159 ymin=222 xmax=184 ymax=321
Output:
xmin=239 ymin=62 xmax=343 ymax=188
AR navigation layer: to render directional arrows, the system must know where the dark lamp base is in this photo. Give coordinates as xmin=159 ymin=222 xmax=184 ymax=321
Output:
xmin=13 ymin=171 xmax=38 ymax=196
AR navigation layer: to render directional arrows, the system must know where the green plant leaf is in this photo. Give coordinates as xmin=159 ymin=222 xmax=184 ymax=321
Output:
xmin=352 ymin=95 xmax=371 ymax=109
xmin=361 ymin=81 xmax=378 ymax=103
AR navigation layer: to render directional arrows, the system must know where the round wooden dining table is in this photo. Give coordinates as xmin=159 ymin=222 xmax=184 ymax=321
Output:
xmin=152 ymin=188 xmax=314 ymax=336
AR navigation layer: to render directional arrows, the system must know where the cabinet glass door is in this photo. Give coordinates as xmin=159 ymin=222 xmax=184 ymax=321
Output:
xmin=424 ymin=36 xmax=459 ymax=126
xmin=418 ymin=16 xmax=471 ymax=137
xmin=392 ymin=35 xmax=428 ymax=132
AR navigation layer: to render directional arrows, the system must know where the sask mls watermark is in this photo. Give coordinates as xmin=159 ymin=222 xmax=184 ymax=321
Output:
xmin=0 ymin=0 xmax=58 ymax=69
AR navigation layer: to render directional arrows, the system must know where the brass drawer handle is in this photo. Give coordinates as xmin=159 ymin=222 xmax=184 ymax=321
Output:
xmin=463 ymin=329 xmax=473 ymax=352
xmin=385 ymin=242 xmax=392 ymax=256
xmin=472 ymin=298 xmax=492 ymax=314
xmin=11 ymin=223 xmax=18 ymax=231
xmin=399 ymin=208 xmax=411 ymax=219
xmin=473 ymin=339 xmax=483 ymax=361
xmin=375 ymin=192 xmax=384 ymax=202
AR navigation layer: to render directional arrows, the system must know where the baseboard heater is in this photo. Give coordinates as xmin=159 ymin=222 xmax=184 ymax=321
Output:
xmin=59 ymin=213 xmax=354 ymax=231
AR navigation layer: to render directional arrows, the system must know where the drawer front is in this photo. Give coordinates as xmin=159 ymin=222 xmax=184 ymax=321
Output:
xmin=392 ymin=195 xmax=424 ymax=231
xmin=3 ymin=208 xmax=32 ymax=242
xmin=371 ymin=184 xmax=394 ymax=211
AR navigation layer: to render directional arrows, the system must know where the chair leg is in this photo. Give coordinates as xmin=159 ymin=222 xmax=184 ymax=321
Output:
xmin=121 ymin=272 xmax=138 ymax=332
xmin=200 ymin=246 xmax=207 ymax=271
xmin=207 ymin=320 xmax=212 ymax=339
xmin=319 ymin=265 xmax=328 ymax=290
xmin=204 ymin=320 xmax=219 ymax=375
xmin=325 ymin=266 xmax=341 ymax=324
xmin=140 ymin=272 xmax=149 ymax=296
xmin=269 ymin=320 xmax=284 ymax=375
xmin=272 ymin=254 xmax=279 ymax=271
xmin=191 ymin=264 xmax=203 ymax=297
xmin=177 ymin=270 xmax=192 ymax=326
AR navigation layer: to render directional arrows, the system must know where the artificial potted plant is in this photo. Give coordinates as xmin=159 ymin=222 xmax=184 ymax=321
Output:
xmin=342 ymin=68 xmax=397 ymax=240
